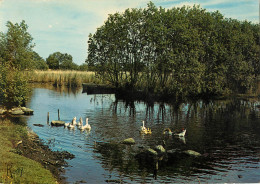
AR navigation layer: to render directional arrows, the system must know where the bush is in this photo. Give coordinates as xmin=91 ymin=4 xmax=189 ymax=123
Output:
xmin=0 ymin=64 xmax=29 ymax=108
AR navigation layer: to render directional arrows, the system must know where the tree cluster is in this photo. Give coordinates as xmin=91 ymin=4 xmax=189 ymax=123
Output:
xmin=46 ymin=52 xmax=88 ymax=71
xmin=87 ymin=2 xmax=259 ymax=100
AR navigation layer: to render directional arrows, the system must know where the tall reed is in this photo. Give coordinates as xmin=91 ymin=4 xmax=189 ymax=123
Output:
xmin=27 ymin=70 xmax=102 ymax=87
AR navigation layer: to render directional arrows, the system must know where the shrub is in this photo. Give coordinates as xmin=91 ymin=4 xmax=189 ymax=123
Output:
xmin=0 ymin=64 xmax=29 ymax=108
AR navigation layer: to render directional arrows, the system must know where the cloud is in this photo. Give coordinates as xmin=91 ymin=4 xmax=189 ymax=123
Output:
xmin=198 ymin=0 xmax=258 ymax=23
xmin=173 ymin=1 xmax=198 ymax=8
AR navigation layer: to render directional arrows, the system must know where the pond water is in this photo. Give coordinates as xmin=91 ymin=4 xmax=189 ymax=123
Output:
xmin=22 ymin=86 xmax=260 ymax=183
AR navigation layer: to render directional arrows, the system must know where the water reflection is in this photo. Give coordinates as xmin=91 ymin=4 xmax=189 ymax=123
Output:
xmin=90 ymin=95 xmax=260 ymax=183
xmin=15 ymin=85 xmax=260 ymax=183
xmin=29 ymin=83 xmax=81 ymax=95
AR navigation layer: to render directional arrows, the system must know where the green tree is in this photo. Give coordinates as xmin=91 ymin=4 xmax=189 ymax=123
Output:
xmin=0 ymin=20 xmax=32 ymax=108
xmin=32 ymin=51 xmax=48 ymax=70
xmin=46 ymin=52 xmax=78 ymax=70
xmin=46 ymin=52 xmax=62 ymax=69
xmin=87 ymin=2 xmax=259 ymax=100
xmin=0 ymin=20 xmax=34 ymax=70
xmin=78 ymin=63 xmax=89 ymax=71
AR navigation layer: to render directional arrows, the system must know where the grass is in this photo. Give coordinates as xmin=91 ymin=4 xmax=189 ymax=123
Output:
xmin=0 ymin=119 xmax=57 ymax=184
xmin=27 ymin=70 xmax=102 ymax=87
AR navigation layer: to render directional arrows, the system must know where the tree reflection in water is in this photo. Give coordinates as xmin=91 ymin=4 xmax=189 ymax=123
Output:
xmin=92 ymin=95 xmax=260 ymax=181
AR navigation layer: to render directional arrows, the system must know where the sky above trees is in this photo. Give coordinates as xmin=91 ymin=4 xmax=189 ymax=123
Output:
xmin=0 ymin=0 xmax=258 ymax=65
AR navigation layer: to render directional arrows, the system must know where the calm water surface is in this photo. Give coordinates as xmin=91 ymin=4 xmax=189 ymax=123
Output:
xmin=23 ymin=86 xmax=260 ymax=183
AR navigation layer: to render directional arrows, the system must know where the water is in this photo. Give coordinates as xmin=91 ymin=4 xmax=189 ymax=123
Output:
xmin=21 ymin=86 xmax=260 ymax=183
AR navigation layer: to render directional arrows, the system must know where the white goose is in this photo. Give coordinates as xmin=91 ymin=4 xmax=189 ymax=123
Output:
xmin=64 ymin=122 xmax=70 ymax=127
xmin=72 ymin=117 xmax=77 ymax=125
xmin=68 ymin=117 xmax=77 ymax=129
xmin=68 ymin=123 xmax=75 ymax=129
xmin=140 ymin=121 xmax=151 ymax=134
xmin=77 ymin=117 xmax=83 ymax=127
xmin=79 ymin=118 xmax=91 ymax=131
xmin=174 ymin=128 xmax=186 ymax=137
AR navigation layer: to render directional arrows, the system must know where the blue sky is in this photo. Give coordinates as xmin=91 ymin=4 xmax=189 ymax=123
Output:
xmin=0 ymin=0 xmax=258 ymax=65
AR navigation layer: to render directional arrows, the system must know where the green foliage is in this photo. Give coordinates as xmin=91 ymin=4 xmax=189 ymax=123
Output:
xmin=46 ymin=51 xmax=78 ymax=70
xmin=87 ymin=2 xmax=260 ymax=99
xmin=0 ymin=63 xmax=29 ymax=108
xmin=78 ymin=63 xmax=89 ymax=71
xmin=0 ymin=20 xmax=32 ymax=108
xmin=32 ymin=51 xmax=48 ymax=70
xmin=0 ymin=20 xmax=34 ymax=70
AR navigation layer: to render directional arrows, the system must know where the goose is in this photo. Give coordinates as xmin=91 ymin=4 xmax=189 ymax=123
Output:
xmin=174 ymin=128 xmax=186 ymax=137
xmin=72 ymin=117 xmax=77 ymax=126
xmin=79 ymin=118 xmax=91 ymax=131
xmin=68 ymin=123 xmax=75 ymax=129
xmin=68 ymin=117 xmax=77 ymax=129
xmin=140 ymin=121 xmax=146 ymax=132
xmin=140 ymin=121 xmax=152 ymax=134
xmin=163 ymin=128 xmax=173 ymax=136
xmin=77 ymin=117 xmax=83 ymax=127
xmin=179 ymin=136 xmax=186 ymax=144
xmin=64 ymin=122 xmax=70 ymax=127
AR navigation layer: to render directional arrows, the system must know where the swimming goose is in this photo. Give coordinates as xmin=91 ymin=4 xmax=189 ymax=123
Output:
xmin=77 ymin=117 xmax=83 ymax=126
xmin=68 ymin=123 xmax=75 ymax=129
xmin=64 ymin=122 xmax=70 ymax=127
xmin=179 ymin=136 xmax=186 ymax=144
xmin=79 ymin=118 xmax=91 ymax=131
xmin=72 ymin=117 xmax=77 ymax=126
xmin=140 ymin=121 xmax=152 ymax=134
xmin=174 ymin=128 xmax=186 ymax=137
xmin=163 ymin=128 xmax=173 ymax=136
xmin=140 ymin=121 xmax=146 ymax=132
xmin=68 ymin=117 xmax=77 ymax=129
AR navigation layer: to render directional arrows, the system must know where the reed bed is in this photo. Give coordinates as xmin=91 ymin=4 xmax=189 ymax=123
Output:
xmin=27 ymin=70 xmax=102 ymax=87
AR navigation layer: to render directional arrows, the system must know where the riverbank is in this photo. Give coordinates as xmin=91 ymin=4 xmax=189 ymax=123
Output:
xmin=82 ymin=76 xmax=260 ymax=104
xmin=0 ymin=118 xmax=74 ymax=183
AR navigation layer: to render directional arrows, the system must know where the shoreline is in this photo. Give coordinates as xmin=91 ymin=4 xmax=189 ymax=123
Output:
xmin=82 ymin=82 xmax=260 ymax=104
xmin=18 ymin=128 xmax=75 ymax=183
xmin=0 ymin=118 xmax=74 ymax=184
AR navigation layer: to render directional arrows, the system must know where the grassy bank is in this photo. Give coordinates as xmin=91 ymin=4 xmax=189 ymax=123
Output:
xmin=27 ymin=70 xmax=102 ymax=87
xmin=0 ymin=119 xmax=57 ymax=184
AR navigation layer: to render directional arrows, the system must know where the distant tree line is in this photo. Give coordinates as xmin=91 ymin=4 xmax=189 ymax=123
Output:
xmin=87 ymin=2 xmax=260 ymax=100
xmin=46 ymin=52 xmax=88 ymax=71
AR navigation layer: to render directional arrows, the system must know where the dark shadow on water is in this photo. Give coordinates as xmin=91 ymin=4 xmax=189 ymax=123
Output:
xmin=92 ymin=95 xmax=260 ymax=182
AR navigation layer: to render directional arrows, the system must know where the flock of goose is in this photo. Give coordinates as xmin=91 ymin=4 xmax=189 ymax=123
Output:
xmin=64 ymin=117 xmax=186 ymax=137
xmin=64 ymin=117 xmax=91 ymax=131
xmin=140 ymin=120 xmax=187 ymax=137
